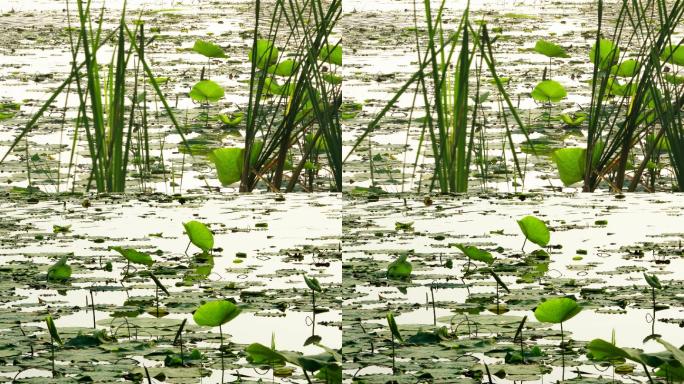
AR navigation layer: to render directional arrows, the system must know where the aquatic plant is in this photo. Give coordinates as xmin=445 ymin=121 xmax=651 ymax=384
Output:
xmin=193 ymin=299 xmax=242 ymax=382
xmin=531 ymin=79 xmax=567 ymax=129
xmin=0 ymin=0 xmax=189 ymax=193
xmin=345 ymin=2 xmax=531 ymax=193
xmin=454 ymin=243 xmax=493 ymax=274
xmin=110 ymin=246 xmax=154 ymax=278
xmin=534 ymin=297 xmax=581 ymax=380
xmin=45 ymin=315 xmax=63 ymax=377
xmin=581 ymin=0 xmax=684 ymax=192
xmin=386 ymin=312 xmax=402 ymax=374
xmin=47 ymin=256 xmax=72 ymax=283
xmin=245 ymin=341 xmax=342 ymax=383
xmin=534 ymin=39 xmax=569 ymax=78
xmin=183 ymin=220 xmax=214 ymax=255
xmin=488 ymin=269 xmax=510 ymax=314
xmin=304 ymin=275 xmax=323 ymax=336
xmin=517 ymin=215 xmax=550 ymax=251
xmin=207 ymin=0 xmax=343 ymax=192
xmin=192 ymin=39 xmax=227 ymax=79
xmin=386 ymin=253 xmax=412 ymax=280
xmin=587 ymin=338 xmax=658 ymax=383
xmin=644 ymin=273 xmax=664 ymax=339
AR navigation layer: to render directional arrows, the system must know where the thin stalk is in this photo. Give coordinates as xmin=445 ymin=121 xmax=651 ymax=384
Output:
xmin=219 ymin=324 xmax=225 ymax=383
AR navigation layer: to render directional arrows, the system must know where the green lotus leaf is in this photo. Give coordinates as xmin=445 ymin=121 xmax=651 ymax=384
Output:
xmin=250 ymin=39 xmax=279 ymax=69
xmin=590 ymin=39 xmax=620 ymax=70
xmin=517 ymin=215 xmax=551 ymax=247
xmin=47 ymin=256 xmax=72 ymax=282
xmin=534 ymin=39 xmax=570 ymax=58
xmin=192 ymin=39 xmax=227 ymax=58
xmin=189 ymin=80 xmax=224 ymax=103
xmin=531 ymin=80 xmax=567 ymax=103
xmin=183 ymin=221 xmax=214 ymax=252
xmin=387 ymin=254 xmax=412 ymax=280
xmin=534 ymin=297 xmax=581 ymax=324
xmin=193 ymin=300 xmax=241 ymax=327
xmin=111 ymin=246 xmax=154 ymax=266
xmin=455 ymin=244 xmax=494 ymax=265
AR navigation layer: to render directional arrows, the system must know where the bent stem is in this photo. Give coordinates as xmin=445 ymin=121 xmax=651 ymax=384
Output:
xmin=90 ymin=289 xmax=96 ymax=329
xmin=642 ymin=362 xmax=655 ymax=384
xmin=430 ymin=285 xmax=436 ymax=326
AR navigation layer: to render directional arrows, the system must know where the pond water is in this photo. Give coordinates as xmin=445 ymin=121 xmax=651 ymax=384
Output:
xmin=343 ymin=192 xmax=684 ymax=383
xmin=0 ymin=191 xmax=341 ymax=383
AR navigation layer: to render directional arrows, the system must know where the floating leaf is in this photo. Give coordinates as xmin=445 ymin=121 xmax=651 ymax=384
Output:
xmin=534 ymin=40 xmax=569 ymax=58
xmin=192 ymin=39 xmax=227 ymax=58
xmin=322 ymin=73 xmax=342 ymax=85
xmin=193 ymin=300 xmax=241 ymax=327
xmin=183 ymin=221 xmax=214 ymax=253
xmin=590 ymin=39 xmax=620 ymax=70
xmin=387 ymin=254 xmax=412 ymax=280
xmin=47 ymin=256 xmax=72 ymax=282
xmin=517 ymin=216 xmax=550 ymax=247
xmin=534 ymin=297 xmax=581 ymax=324
xmin=189 ymin=80 xmax=224 ymax=103
xmin=606 ymin=77 xmax=636 ymax=97
xmin=531 ymin=80 xmax=567 ymax=103
xmin=665 ymin=73 xmax=684 ymax=85
xmin=217 ymin=112 xmax=243 ymax=127
xmin=53 ymin=224 xmax=71 ymax=233
xmin=111 ymin=246 xmax=154 ymax=266
xmin=387 ymin=312 xmax=402 ymax=342
xmin=250 ymin=39 xmax=279 ymax=69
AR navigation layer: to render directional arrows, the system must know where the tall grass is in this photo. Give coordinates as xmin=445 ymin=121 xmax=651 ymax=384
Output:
xmin=582 ymin=0 xmax=684 ymax=192
xmin=0 ymin=0 xmax=188 ymax=193
xmin=237 ymin=0 xmax=342 ymax=192
xmin=346 ymin=0 xmax=531 ymax=193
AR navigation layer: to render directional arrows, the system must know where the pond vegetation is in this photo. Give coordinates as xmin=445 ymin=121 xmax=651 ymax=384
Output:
xmin=0 ymin=0 xmax=341 ymax=193
xmin=343 ymin=193 xmax=684 ymax=383
xmin=0 ymin=192 xmax=341 ymax=383
xmin=343 ymin=0 xmax=684 ymax=193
